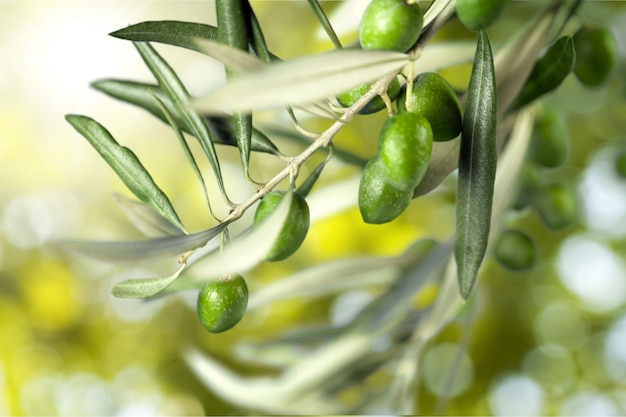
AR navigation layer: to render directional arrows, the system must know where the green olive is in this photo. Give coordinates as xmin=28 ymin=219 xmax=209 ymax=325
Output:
xmin=359 ymin=0 xmax=424 ymax=52
xmin=456 ymin=0 xmax=511 ymax=31
xmin=530 ymin=109 xmax=569 ymax=168
xmin=397 ymin=72 xmax=462 ymax=141
xmin=337 ymin=77 xmax=401 ymax=114
xmin=197 ymin=274 xmax=248 ymax=333
xmin=494 ymin=229 xmax=537 ymax=271
xmin=253 ymin=191 xmax=310 ymax=261
xmin=532 ymin=182 xmax=578 ymax=230
xmin=573 ymin=26 xmax=618 ymax=88
xmin=616 ymin=151 xmax=626 ymax=178
xmin=378 ymin=112 xmax=433 ymax=192
xmin=358 ymin=157 xmax=413 ymax=224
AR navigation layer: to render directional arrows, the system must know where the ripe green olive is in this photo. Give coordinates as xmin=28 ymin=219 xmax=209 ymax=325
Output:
xmin=358 ymin=157 xmax=413 ymax=224
xmin=494 ymin=229 xmax=537 ymax=271
xmin=378 ymin=112 xmax=433 ymax=192
xmin=253 ymin=191 xmax=310 ymax=261
xmin=532 ymin=182 xmax=578 ymax=230
xmin=530 ymin=109 xmax=569 ymax=168
xmin=456 ymin=0 xmax=511 ymax=31
xmin=197 ymin=274 xmax=248 ymax=333
xmin=616 ymin=151 xmax=626 ymax=179
xmin=359 ymin=0 xmax=424 ymax=52
xmin=573 ymin=26 xmax=617 ymax=88
xmin=397 ymin=72 xmax=462 ymax=141
xmin=337 ymin=77 xmax=401 ymax=115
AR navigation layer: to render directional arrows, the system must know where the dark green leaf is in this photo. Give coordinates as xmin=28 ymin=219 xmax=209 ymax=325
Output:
xmin=110 ymin=21 xmax=219 ymax=53
xmin=133 ymin=42 xmax=231 ymax=203
xmin=509 ymin=36 xmax=575 ymax=112
xmin=65 ymin=114 xmax=186 ymax=232
xmin=455 ymin=30 xmax=497 ymax=300
xmin=111 ymin=264 xmax=185 ymax=298
xmin=91 ymin=79 xmax=282 ymax=156
xmin=60 ymin=222 xmax=229 ymax=261
xmin=246 ymin=2 xmax=275 ymax=62
xmin=306 ymin=0 xmax=342 ymax=49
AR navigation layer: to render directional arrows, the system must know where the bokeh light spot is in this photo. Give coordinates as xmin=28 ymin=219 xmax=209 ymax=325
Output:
xmin=421 ymin=342 xmax=474 ymax=398
xmin=488 ymin=374 xmax=544 ymax=416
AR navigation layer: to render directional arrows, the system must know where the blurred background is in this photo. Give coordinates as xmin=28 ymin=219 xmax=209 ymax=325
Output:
xmin=1 ymin=0 xmax=626 ymax=415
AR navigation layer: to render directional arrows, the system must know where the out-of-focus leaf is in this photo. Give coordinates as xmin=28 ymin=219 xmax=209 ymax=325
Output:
xmin=60 ymin=221 xmax=229 ymax=261
xmin=133 ymin=42 xmax=231 ymax=203
xmin=113 ymin=194 xmax=185 ymax=238
xmin=413 ymin=139 xmax=460 ymax=197
xmin=195 ymin=38 xmax=266 ymax=74
xmin=65 ymin=114 xmax=186 ymax=232
xmin=110 ymin=20 xmax=219 ymax=53
xmin=91 ymin=79 xmax=283 ymax=156
xmin=508 ymin=36 xmax=575 ymax=111
xmin=192 ymin=44 xmax=410 ymax=113
xmin=111 ymin=263 xmax=185 ymax=298
xmin=455 ymin=30 xmax=498 ymax=300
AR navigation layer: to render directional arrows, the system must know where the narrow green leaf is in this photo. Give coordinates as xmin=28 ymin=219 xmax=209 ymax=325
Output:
xmin=307 ymin=0 xmax=342 ymax=49
xmin=508 ymin=36 xmax=575 ymax=112
xmin=113 ymin=194 xmax=185 ymax=238
xmin=455 ymin=30 xmax=497 ymax=300
xmin=110 ymin=21 xmax=219 ymax=53
xmin=65 ymin=114 xmax=186 ymax=232
xmin=111 ymin=264 xmax=185 ymax=298
xmin=246 ymin=2 xmax=274 ymax=62
xmin=133 ymin=42 xmax=231 ymax=203
xmin=91 ymin=79 xmax=283 ymax=156
xmin=60 ymin=222 xmax=229 ymax=261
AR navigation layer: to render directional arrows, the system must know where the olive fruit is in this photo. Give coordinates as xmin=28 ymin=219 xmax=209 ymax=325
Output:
xmin=337 ymin=77 xmax=401 ymax=114
xmin=359 ymin=0 xmax=424 ymax=52
xmin=494 ymin=229 xmax=537 ymax=270
xmin=456 ymin=0 xmax=511 ymax=31
xmin=358 ymin=157 xmax=413 ymax=224
xmin=397 ymin=72 xmax=462 ymax=141
xmin=378 ymin=112 xmax=433 ymax=192
xmin=532 ymin=182 xmax=578 ymax=230
xmin=253 ymin=191 xmax=310 ymax=261
xmin=197 ymin=274 xmax=248 ymax=333
xmin=616 ymin=151 xmax=626 ymax=179
xmin=573 ymin=26 xmax=617 ymax=88
xmin=529 ymin=109 xmax=569 ymax=168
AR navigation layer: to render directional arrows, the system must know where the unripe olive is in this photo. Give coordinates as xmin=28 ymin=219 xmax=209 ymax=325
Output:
xmin=397 ymin=72 xmax=462 ymax=141
xmin=530 ymin=109 xmax=569 ymax=168
xmin=616 ymin=151 xmax=626 ymax=179
xmin=197 ymin=274 xmax=248 ymax=333
xmin=456 ymin=0 xmax=512 ymax=31
xmin=532 ymin=182 xmax=578 ymax=230
xmin=494 ymin=229 xmax=537 ymax=271
xmin=337 ymin=77 xmax=401 ymax=114
xmin=359 ymin=0 xmax=424 ymax=52
xmin=358 ymin=157 xmax=413 ymax=224
xmin=378 ymin=112 xmax=433 ymax=192
xmin=254 ymin=191 xmax=310 ymax=261
xmin=573 ymin=26 xmax=617 ymax=88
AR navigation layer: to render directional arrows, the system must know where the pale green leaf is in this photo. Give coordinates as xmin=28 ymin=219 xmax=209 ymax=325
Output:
xmin=113 ymin=194 xmax=185 ymax=238
xmin=194 ymin=38 xmax=266 ymax=74
xmin=111 ymin=263 xmax=185 ymax=298
xmin=65 ymin=114 xmax=186 ymax=232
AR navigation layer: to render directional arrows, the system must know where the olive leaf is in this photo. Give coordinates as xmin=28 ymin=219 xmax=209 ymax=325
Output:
xmin=60 ymin=221 xmax=229 ymax=261
xmin=455 ymin=30 xmax=497 ymax=300
xmin=111 ymin=263 xmax=186 ymax=298
xmin=133 ymin=41 xmax=232 ymax=204
xmin=508 ymin=36 xmax=575 ymax=112
xmin=110 ymin=20 xmax=219 ymax=53
xmin=91 ymin=79 xmax=282 ymax=156
xmin=307 ymin=0 xmax=342 ymax=49
xmin=217 ymin=0 xmax=254 ymax=183
xmin=191 ymin=45 xmax=411 ymax=113
xmin=113 ymin=194 xmax=185 ymax=238
xmin=65 ymin=114 xmax=186 ymax=232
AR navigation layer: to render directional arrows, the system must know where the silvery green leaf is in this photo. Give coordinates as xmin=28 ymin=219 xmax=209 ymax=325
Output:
xmin=455 ymin=30 xmax=498 ymax=300
xmin=194 ymin=38 xmax=267 ymax=74
xmin=411 ymin=42 xmax=476 ymax=74
xmin=60 ymin=222 xmax=229 ymax=261
xmin=413 ymin=139 xmax=461 ymax=197
xmin=113 ymin=194 xmax=185 ymax=238
xmin=192 ymin=48 xmax=410 ymax=113
xmin=111 ymin=263 xmax=185 ymax=298
xmin=65 ymin=114 xmax=186 ymax=232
